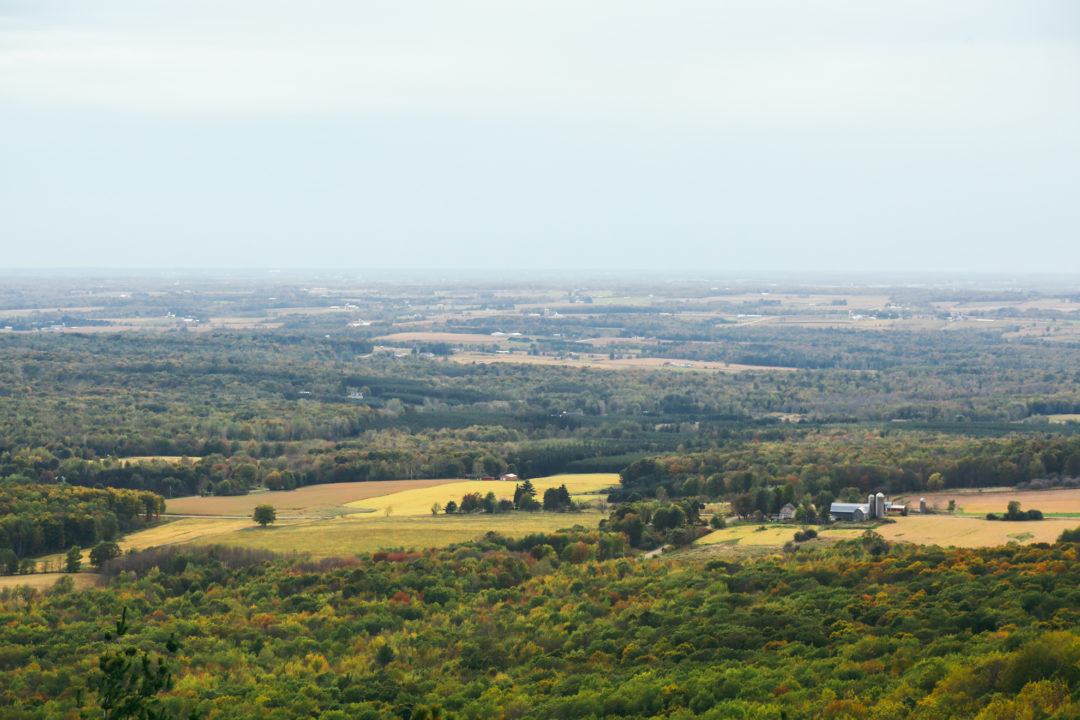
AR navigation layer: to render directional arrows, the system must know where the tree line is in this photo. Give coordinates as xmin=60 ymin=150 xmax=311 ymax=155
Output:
xmin=0 ymin=483 xmax=163 ymax=565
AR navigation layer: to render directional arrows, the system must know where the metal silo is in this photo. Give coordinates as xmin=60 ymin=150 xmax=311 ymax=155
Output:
xmin=868 ymin=494 xmax=876 ymax=519
xmin=876 ymin=492 xmax=886 ymax=519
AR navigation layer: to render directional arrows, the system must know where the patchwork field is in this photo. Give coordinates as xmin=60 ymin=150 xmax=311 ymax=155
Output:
xmin=107 ymin=474 xmax=619 ymax=559
xmin=165 ymin=479 xmax=458 ymax=516
xmin=344 ymin=474 xmax=618 ymax=517
xmin=906 ymin=488 xmax=1080 ymax=517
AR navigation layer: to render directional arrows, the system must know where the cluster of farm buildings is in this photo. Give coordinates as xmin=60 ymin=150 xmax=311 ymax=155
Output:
xmin=770 ymin=493 xmax=923 ymax=523
xmin=827 ymin=492 xmax=922 ymax=521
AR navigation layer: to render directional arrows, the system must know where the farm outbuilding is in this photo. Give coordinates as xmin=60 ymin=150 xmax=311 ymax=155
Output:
xmin=831 ymin=493 xmax=902 ymax=521
xmin=830 ymin=502 xmax=871 ymax=522
xmin=778 ymin=503 xmax=797 ymax=521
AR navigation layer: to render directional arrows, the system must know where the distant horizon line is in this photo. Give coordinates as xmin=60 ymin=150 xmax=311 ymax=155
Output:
xmin=1 ymin=267 xmax=1077 ymax=281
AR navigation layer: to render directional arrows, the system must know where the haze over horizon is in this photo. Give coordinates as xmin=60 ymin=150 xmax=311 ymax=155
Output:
xmin=2 ymin=1 xmax=1078 ymax=275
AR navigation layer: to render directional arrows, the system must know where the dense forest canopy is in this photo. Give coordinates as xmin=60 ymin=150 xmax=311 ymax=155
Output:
xmin=6 ymin=537 xmax=1080 ymax=718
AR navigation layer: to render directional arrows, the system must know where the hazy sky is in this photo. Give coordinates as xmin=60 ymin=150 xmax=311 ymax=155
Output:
xmin=2 ymin=1 xmax=1078 ymax=273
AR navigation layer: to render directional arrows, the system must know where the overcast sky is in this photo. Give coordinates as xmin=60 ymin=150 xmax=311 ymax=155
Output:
xmin=1 ymin=1 xmax=1078 ymax=274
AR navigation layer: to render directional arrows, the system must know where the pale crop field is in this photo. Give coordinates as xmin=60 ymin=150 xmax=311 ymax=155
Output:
xmin=345 ymin=474 xmax=618 ymax=517
xmin=448 ymin=351 xmax=795 ymax=373
xmin=0 ymin=573 xmax=100 ymax=592
xmin=696 ymin=515 xmax=1080 ymax=550
xmin=876 ymin=515 xmax=1080 ymax=547
xmin=165 ymin=479 xmax=458 ymax=516
xmin=696 ymin=524 xmax=863 ymax=547
xmin=696 ymin=525 xmax=804 ymax=546
xmin=116 ymin=518 xmax=276 ymax=551
xmin=907 ymin=488 xmax=1080 ymax=517
xmin=375 ymin=331 xmax=510 ymax=344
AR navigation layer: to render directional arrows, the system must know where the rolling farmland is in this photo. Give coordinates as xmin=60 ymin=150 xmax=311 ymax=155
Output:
xmin=112 ymin=474 xmax=619 ymax=559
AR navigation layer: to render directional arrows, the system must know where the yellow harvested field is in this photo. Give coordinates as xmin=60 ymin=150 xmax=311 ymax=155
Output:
xmin=877 ymin=515 xmax=1080 ymax=547
xmin=697 ymin=526 xmax=804 ymax=546
xmin=118 ymin=518 xmax=268 ymax=551
xmin=0 ymin=573 xmax=100 ymax=591
xmin=906 ymin=488 xmax=1080 ymax=517
xmin=346 ymin=474 xmax=618 ymax=517
xmin=165 ymin=479 xmax=458 ymax=516
xmin=212 ymin=512 xmax=605 ymax=557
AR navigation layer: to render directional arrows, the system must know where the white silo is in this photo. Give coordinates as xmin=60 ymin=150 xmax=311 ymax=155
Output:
xmin=867 ymin=494 xmax=876 ymax=519
xmin=876 ymin=492 xmax=886 ymax=519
